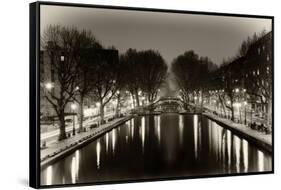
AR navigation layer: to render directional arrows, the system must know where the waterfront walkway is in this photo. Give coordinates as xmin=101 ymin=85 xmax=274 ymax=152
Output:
xmin=203 ymin=112 xmax=272 ymax=152
xmin=40 ymin=115 xmax=132 ymax=168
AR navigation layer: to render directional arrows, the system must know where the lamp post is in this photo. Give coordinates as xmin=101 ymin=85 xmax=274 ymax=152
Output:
xmin=71 ymin=103 xmax=77 ymax=136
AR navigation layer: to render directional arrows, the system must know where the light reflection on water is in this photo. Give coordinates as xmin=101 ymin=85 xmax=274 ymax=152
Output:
xmin=96 ymin=141 xmax=101 ymax=169
xmin=41 ymin=114 xmax=272 ymax=185
xmin=45 ymin=166 xmax=52 ymax=185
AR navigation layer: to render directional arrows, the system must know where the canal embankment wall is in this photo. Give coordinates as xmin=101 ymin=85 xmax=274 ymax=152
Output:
xmin=41 ymin=116 xmax=133 ymax=169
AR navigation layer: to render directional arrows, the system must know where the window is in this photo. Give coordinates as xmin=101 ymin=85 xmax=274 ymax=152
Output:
xmin=257 ymin=69 xmax=260 ymax=75
xmin=267 ymin=54 xmax=270 ymax=61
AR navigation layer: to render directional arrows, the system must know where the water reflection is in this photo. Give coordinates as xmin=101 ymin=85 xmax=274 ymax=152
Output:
xmin=131 ymin=119 xmax=134 ymax=139
xmin=258 ymin=150 xmax=265 ymax=172
xmin=112 ymin=129 xmax=116 ymax=154
xmin=227 ymin=130 xmax=232 ymax=167
xmin=234 ymin=135 xmax=241 ymax=173
xmin=105 ymin=133 xmax=109 ymax=153
xmin=193 ymin=115 xmax=198 ymax=159
xmin=155 ymin=115 xmax=161 ymax=145
xmin=242 ymin=140 xmax=249 ymax=172
xmin=41 ymin=114 xmax=272 ymax=185
xmin=141 ymin=117 xmax=145 ymax=152
xmin=71 ymin=150 xmax=80 ymax=183
xmin=96 ymin=141 xmax=101 ymax=169
xmin=179 ymin=115 xmax=183 ymax=145
xmin=46 ymin=166 xmax=53 ymax=185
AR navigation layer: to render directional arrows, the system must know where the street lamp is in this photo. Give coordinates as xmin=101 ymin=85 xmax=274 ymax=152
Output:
xmin=71 ymin=103 xmax=77 ymax=136
xmin=45 ymin=82 xmax=54 ymax=90
xmin=235 ymin=88 xmax=240 ymax=93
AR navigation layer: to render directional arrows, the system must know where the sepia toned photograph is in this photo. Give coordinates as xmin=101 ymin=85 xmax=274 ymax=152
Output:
xmin=31 ymin=2 xmax=273 ymax=188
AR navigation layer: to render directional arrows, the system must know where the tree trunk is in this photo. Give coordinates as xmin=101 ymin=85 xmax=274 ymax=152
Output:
xmin=58 ymin=113 xmax=67 ymax=140
xmin=131 ymin=93 xmax=135 ymax=108
xmin=200 ymin=90 xmax=204 ymax=112
xmin=267 ymin=99 xmax=272 ymax=131
xmin=78 ymin=95 xmax=84 ymax=132
xmin=100 ymin=103 xmax=105 ymax=123
xmin=230 ymin=106 xmax=234 ymax=121
xmin=135 ymin=90 xmax=140 ymax=107
xmin=115 ymin=95 xmax=120 ymax=117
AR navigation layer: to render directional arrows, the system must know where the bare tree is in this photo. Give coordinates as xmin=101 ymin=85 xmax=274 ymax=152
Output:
xmin=138 ymin=50 xmax=168 ymax=104
xmin=42 ymin=25 xmax=80 ymax=140
xmin=91 ymin=49 xmax=119 ymax=123
xmin=120 ymin=49 xmax=142 ymax=108
xmin=74 ymin=30 xmax=102 ymax=132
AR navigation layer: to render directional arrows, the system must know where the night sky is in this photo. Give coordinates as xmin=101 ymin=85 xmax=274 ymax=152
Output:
xmin=40 ymin=5 xmax=271 ymax=66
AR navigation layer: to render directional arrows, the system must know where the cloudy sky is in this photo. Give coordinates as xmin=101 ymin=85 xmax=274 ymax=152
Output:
xmin=40 ymin=5 xmax=272 ymax=66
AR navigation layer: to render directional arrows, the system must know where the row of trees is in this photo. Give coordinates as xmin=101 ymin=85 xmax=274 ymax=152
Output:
xmin=172 ymin=30 xmax=272 ymax=127
xmin=120 ymin=48 xmax=168 ymax=107
xmin=42 ymin=25 xmax=168 ymax=140
xmin=171 ymin=51 xmax=217 ymax=109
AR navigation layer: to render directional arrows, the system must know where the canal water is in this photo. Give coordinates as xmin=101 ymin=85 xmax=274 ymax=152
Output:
xmin=41 ymin=114 xmax=272 ymax=185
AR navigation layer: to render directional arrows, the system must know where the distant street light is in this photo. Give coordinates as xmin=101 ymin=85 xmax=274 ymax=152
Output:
xmin=71 ymin=103 xmax=77 ymax=136
xmin=235 ymin=88 xmax=240 ymax=93
xmin=45 ymin=82 xmax=54 ymax=90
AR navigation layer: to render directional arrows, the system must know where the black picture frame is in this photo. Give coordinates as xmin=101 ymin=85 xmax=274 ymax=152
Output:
xmin=30 ymin=1 xmax=274 ymax=188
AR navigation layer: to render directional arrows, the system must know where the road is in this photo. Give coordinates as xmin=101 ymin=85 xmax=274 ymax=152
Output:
xmin=41 ymin=112 xmax=115 ymax=145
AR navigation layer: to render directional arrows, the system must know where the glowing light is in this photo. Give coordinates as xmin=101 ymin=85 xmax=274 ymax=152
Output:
xmin=235 ymin=88 xmax=240 ymax=93
xmin=45 ymin=82 xmax=53 ymax=90
xmin=234 ymin=102 xmax=241 ymax=108
xmin=71 ymin=103 xmax=77 ymax=110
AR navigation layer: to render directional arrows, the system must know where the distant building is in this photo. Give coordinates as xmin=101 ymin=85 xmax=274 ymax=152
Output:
xmin=215 ymin=31 xmax=272 ymax=122
xmin=243 ymin=31 xmax=272 ymax=121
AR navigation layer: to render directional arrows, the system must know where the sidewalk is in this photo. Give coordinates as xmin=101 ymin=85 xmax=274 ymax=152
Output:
xmin=40 ymin=115 xmax=133 ymax=168
xmin=203 ymin=112 xmax=272 ymax=152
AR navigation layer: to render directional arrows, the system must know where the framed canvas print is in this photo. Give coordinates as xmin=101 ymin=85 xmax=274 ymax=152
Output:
xmin=29 ymin=1 xmax=274 ymax=188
